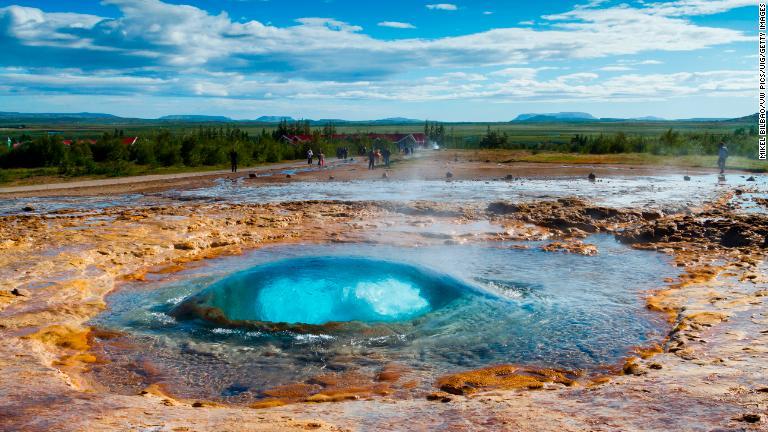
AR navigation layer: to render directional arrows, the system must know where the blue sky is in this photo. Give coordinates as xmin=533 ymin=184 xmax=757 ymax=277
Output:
xmin=0 ymin=0 xmax=757 ymax=120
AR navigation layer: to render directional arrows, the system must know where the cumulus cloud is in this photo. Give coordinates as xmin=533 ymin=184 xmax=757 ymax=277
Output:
xmin=599 ymin=66 xmax=633 ymax=71
xmin=0 ymin=0 xmax=755 ymax=106
xmin=377 ymin=21 xmax=416 ymax=29
xmin=645 ymin=0 xmax=753 ymax=16
xmin=0 ymin=66 xmax=752 ymax=105
xmin=0 ymin=1 xmax=750 ymax=77
xmin=426 ymin=4 xmax=458 ymax=11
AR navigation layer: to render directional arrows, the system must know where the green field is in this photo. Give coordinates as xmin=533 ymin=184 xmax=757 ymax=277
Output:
xmin=1 ymin=119 xmax=751 ymax=140
xmin=0 ymin=118 xmax=764 ymax=186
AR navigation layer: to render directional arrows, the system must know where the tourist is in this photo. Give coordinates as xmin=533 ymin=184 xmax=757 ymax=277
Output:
xmin=307 ymin=148 xmax=314 ymax=165
xmin=368 ymin=148 xmax=375 ymax=170
xmin=382 ymin=148 xmax=391 ymax=167
xmin=318 ymin=152 xmax=325 ymax=168
xmin=229 ymin=149 xmax=238 ymax=173
xmin=717 ymin=141 xmax=728 ymax=174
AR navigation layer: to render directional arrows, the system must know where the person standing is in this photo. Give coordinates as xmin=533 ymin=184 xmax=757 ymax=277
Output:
xmin=717 ymin=141 xmax=729 ymax=174
xmin=229 ymin=149 xmax=238 ymax=173
xmin=382 ymin=147 xmax=391 ymax=167
xmin=318 ymin=151 xmax=325 ymax=167
xmin=307 ymin=148 xmax=314 ymax=165
xmin=368 ymin=148 xmax=375 ymax=170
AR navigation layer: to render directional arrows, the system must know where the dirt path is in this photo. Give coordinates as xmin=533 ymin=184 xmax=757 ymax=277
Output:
xmin=0 ymin=160 xmax=306 ymax=196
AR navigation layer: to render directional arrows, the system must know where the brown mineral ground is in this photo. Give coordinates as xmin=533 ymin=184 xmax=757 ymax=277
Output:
xmin=1 ymin=154 xmax=767 ymax=431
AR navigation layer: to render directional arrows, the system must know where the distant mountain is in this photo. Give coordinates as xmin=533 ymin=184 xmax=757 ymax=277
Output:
xmin=631 ymin=116 xmax=666 ymax=121
xmin=370 ymin=117 xmax=423 ymax=124
xmin=158 ymin=115 xmax=232 ymax=122
xmin=513 ymin=112 xmax=597 ymax=122
xmin=253 ymin=116 xmax=295 ymax=123
xmin=0 ymin=111 xmax=119 ymax=120
xmin=726 ymin=113 xmax=758 ymax=123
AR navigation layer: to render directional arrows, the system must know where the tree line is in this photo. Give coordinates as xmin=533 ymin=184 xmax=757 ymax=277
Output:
xmin=447 ymin=125 xmax=760 ymax=158
xmin=0 ymin=124 xmax=398 ymax=176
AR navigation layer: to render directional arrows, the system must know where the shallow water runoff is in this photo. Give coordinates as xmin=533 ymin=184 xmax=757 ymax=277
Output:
xmin=91 ymin=235 xmax=676 ymax=402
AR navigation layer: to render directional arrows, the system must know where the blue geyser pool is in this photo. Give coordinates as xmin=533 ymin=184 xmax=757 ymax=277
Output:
xmin=90 ymin=236 xmax=677 ymax=401
xmin=170 ymin=257 xmax=478 ymax=327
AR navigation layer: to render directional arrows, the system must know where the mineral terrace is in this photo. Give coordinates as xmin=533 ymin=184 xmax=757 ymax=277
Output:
xmin=1 ymin=166 xmax=767 ymax=431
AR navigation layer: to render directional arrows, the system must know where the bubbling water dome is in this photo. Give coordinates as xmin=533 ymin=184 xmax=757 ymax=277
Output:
xmin=171 ymin=257 xmax=478 ymax=329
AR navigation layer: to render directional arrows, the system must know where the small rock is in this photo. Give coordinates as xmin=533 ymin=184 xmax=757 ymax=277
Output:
xmin=622 ymin=362 xmax=645 ymax=376
xmin=328 ymin=176 xmax=335 ymax=180
xmin=721 ymin=226 xmax=755 ymax=247
xmin=683 ymin=175 xmax=691 ymax=181
xmin=173 ymin=241 xmax=196 ymax=250
xmin=588 ymin=173 xmax=596 ymax=181
xmin=286 ymin=174 xmax=292 ymax=178
xmin=747 ymin=176 xmax=756 ymax=182
xmin=426 ymin=392 xmax=453 ymax=403
xmin=641 ymin=210 xmax=664 ymax=220
xmin=248 ymin=172 xmax=257 ymax=179
xmin=446 ymin=172 xmax=453 ymax=178
xmin=10 ymin=288 xmax=30 ymax=297
xmin=22 ymin=206 xmax=35 ymax=212
xmin=505 ymin=174 xmax=514 ymax=180
xmin=382 ymin=172 xmax=388 ymax=179
xmin=649 ymin=363 xmax=663 ymax=370
xmin=736 ymin=414 xmax=761 ymax=423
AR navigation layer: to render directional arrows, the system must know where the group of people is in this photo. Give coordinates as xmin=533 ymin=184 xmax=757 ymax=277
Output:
xmin=305 ymin=146 xmax=393 ymax=171
xmin=232 ymin=141 xmax=730 ymax=177
xmin=306 ymin=149 xmax=326 ymax=167
xmin=336 ymin=147 xmax=350 ymax=160
xmin=367 ymin=148 xmax=391 ymax=170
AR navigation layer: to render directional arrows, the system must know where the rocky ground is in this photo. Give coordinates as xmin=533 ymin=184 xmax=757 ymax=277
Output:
xmin=1 ymin=166 xmax=767 ymax=430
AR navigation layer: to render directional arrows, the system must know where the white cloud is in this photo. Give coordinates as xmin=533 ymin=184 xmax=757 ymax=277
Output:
xmin=645 ymin=0 xmax=753 ymax=16
xmin=483 ymin=11 xmax=494 ymax=15
xmin=0 ymin=0 xmax=754 ymax=110
xmin=2 ymin=66 xmax=751 ymax=105
xmin=489 ymin=68 xmax=542 ymax=79
xmin=0 ymin=1 xmax=749 ymax=78
xmin=426 ymin=4 xmax=458 ymax=11
xmin=599 ymin=66 xmax=634 ymax=71
xmin=378 ymin=21 xmax=416 ymax=29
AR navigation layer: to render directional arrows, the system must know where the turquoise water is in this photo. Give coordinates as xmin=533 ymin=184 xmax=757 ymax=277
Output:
xmin=90 ymin=235 xmax=676 ymax=401
xmin=171 ymin=257 xmax=479 ymax=326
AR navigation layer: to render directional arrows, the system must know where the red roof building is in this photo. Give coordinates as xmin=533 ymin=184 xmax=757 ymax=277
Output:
xmin=281 ymin=134 xmax=312 ymax=144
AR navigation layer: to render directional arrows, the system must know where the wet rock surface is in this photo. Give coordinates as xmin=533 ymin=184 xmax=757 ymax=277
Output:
xmin=1 ymin=185 xmax=767 ymax=431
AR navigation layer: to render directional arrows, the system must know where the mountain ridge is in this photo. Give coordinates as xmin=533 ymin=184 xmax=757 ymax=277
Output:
xmin=0 ymin=111 xmax=756 ymax=125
